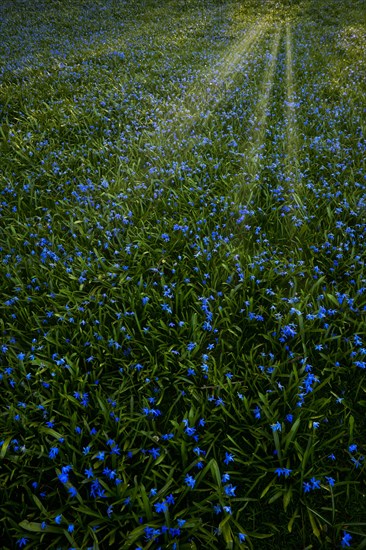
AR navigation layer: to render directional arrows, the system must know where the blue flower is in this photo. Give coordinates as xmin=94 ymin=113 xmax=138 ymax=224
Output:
xmin=103 ymin=467 xmax=117 ymax=480
xmin=144 ymin=526 xmax=161 ymax=541
xmin=310 ymin=477 xmax=321 ymax=489
xmin=280 ymin=324 xmax=297 ymax=341
xmin=253 ymin=406 xmax=261 ymax=419
xmin=351 ymin=456 xmax=364 ymax=468
xmin=58 ymin=472 xmax=68 ymax=484
xmin=90 ymin=478 xmax=105 ymax=499
xmin=68 ymin=487 xmax=77 ymax=497
xmin=228 ymin=139 xmax=238 ymax=148
xmin=271 ymin=421 xmax=282 ymax=432
xmin=193 ymin=447 xmax=205 ymax=456
xmin=49 ymin=446 xmax=59 ymax=459
xmin=149 ymin=447 xmax=160 ymax=459
xmin=275 ymin=468 xmax=292 ymax=478
xmin=223 ymin=452 xmax=234 ymax=465
xmin=184 ymin=474 xmax=196 ymax=489
xmin=154 ymin=501 xmax=168 ymax=513
xmin=54 ymin=514 xmax=62 ymax=524
xmin=341 ymin=531 xmax=352 ymax=548
xmin=224 ymin=484 xmax=236 ymax=497
xmin=16 ymin=538 xmax=28 ymax=548
xmin=166 ymin=493 xmax=175 ymax=505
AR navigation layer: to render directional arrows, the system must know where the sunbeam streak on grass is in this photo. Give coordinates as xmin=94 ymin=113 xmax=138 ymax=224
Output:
xmin=241 ymin=28 xmax=282 ymax=188
xmin=285 ymin=23 xmax=304 ymax=212
xmin=208 ymin=17 xmax=268 ymax=84
xmin=161 ymin=17 xmax=270 ymax=141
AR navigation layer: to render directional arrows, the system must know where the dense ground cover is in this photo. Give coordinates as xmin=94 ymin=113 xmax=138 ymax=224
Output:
xmin=1 ymin=0 xmax=366 ymax=547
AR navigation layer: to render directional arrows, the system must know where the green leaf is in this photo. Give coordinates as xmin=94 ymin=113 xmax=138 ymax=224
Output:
xmin=209 ymin=458 xmax=222 ymax=487
xmin=19 ymin=520 xmax=62 ymax=533
xmin=140 ymin=484 xmax=153 ymax=521
xmin=220 ymin=520 xmax=234 ymax=549
xmin=260 ymin=478 xmax=276 ymax=499
xmin=349 ymin=415 xmax=355 ymax=440
xmin=127 ymin=523 xmax=153 ymax=544
xmin=268 ymin=491 xmax=283 ymax=504
xmin=32 ymin=494 xmax=48 ymax=516
xmin=284 ymin=417 xmax=301 ymax=452
xmin=0 ymin=437 xmax=12 ymax=459
xmin=39 ymin=428 xmax=64 ymax=439
xmin=307 ymin=509 xmax=321 ymax=540
xmin=283 ymin=486 xmax=292 ymax=511
xmin=287 ymin=507 xmax=299 ymax=533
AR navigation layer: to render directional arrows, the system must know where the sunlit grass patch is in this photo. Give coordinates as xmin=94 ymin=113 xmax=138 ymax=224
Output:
xmin=245 ymin=29 xmax=281 ymax=171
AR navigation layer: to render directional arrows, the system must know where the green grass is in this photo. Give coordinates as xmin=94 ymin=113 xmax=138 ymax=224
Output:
xmin=0 ymin=0 xmax=366 ymax=548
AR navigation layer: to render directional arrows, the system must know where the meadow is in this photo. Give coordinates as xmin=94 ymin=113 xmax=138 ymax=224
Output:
xmin=0 ymin=0 xmax=366 ymax=548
